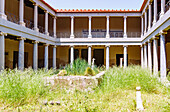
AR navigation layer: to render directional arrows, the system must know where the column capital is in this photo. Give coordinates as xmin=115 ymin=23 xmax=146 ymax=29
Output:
xmin=44 ymin=43 xmax=49 ymax=46
xmin=152 ymin=36 xmax=159 ymax=40
xmin=106 ymin=16 xmax=110 ymax=18
xmin=32 ymin=41 xmax=39 ymax=44
xmin=88 ymin=45 xmax=92 ymax=47
xmin=53 ymin=16 xmax=57 ymax=19
xmin=17 ymin=37 xmax=26 ymax=40
xmin=0 ymin=31 xmax=7 ymax=36
xmin=140 ymin=44 xmax=144 ymax=47
xmin=33 ymin=2 xmax=39 ymax=6
xmin=124 ymin=16 xmax=127 ymax=18
xmin=159 ymin=30 xmax=167 ymax=35
xmin=148 ymin=39 xmax=152 ymax=43
xmin=123 ymin=45 xmax=128 ymax=47
xmin=88 ymin=16 xmax=92 ymax=19
xmin=149 ymin=2 xmax=152 ymax=5
xmin=53 ymin=45 xmax=57 ymax=48
xmin=70 ymin=45 xmax=74 ymax=48
xmin=105 ymin=45 xmax=110 ymax=48
xmin=44 ymin=10 xmax=49 ymax=13
xmin=141 ymin=15 xmax=143 ymax=18
xmin=144 ymin=42 xmax=148 ymax=45
xmin=71 ymin=16 xmax=74 ymax=19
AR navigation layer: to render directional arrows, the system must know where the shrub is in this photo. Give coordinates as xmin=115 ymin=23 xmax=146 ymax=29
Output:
xmin=84 ymin=67 xmax=95 ymax=76
xmin=57 ymin=70 xmax=67 ymax=76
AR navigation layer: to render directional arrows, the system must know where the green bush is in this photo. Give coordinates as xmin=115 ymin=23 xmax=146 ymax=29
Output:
xmin=84 ymin=67 xmax=95 ymax=76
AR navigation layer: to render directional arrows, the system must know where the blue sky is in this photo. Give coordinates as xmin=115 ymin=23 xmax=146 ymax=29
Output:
xmin=44 ymin=0 xmax=144 ymax=10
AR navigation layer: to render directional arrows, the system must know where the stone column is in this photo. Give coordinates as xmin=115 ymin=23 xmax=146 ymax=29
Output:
xmin=159 ymin=31 xmax=167 ymax=79
xmin=19 ymin=0 xmax=25 ymax=26
xmin=18 ymin=37 xmax=25 ymax=70
xmin=153 ymin=36 xmax=158 ymax=75
xmin=153 ymin=0 xmax=157 ymax=25
xmin=33 ymin=41 xmax=39 ymax=70
xmin=45 ymin=11 xmax=49 ymax=35
xmin=124 ymin=45 xmax=128 ymax=68
xmin=148 ymin=40 xmax=152 ymax=71
xmin=53 ymin=17 xmax=57 ymax=38
xmin=123 ymin=16 xmax=127 ymax=38
xmin=53 ymin=45 xmax=56 ymax=69
xmin=0 ymin=32 xmax=7 ymax=71
xmin=106 ymin=45 xmax=110 ymax=70
xmin=160 ymin=0 xmax=165 ymax=18
xmin=144 ymin=43 xmax=148 ymax=68
xmin=141 ymin=16 xmax=144 ymax=37
xmin=44 ymin=44 xmax=49 ymax=69
xmin=88 ymin=45 xmax=92 ymax=65
xmin=70 ymin=45 xmax=74 ymax=67
xmin=88 ymin=16 xmax=92 ymax=38
xmin=0 ymin=0 xmax=7 ymax=19
xmin=141 ymin=45 xmax=144 ymax=68
xmin=106 ymin=16 xmax=110 ymax=38
xmin=70 ymin=16 xmax=74 ymax=38
xmin=148 ymin=2 xmax=152 ymax=30
xmin=33 ymin=3 xmax=39 ymax=32
xmin=144 ymin=11 xmax=147 ymax=34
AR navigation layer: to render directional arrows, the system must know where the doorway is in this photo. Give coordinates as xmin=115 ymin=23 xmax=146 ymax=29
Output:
xmin=93 ymin=49 xmax=104 ymax=66
xmin=116 ymin=54 xmax=128 ymax=66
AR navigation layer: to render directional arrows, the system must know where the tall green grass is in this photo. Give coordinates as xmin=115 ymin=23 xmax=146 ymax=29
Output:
xmin=101 ymin=66 xmax=170 ymax=94
xmin=64 ymin=58 xmax=98 ymax=76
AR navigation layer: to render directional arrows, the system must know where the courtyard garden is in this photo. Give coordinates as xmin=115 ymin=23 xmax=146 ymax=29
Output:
xmin=0 ymin=59 xmax=169 ymax=111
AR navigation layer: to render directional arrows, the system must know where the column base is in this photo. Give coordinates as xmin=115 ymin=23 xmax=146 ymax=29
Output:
xmin=160 ymin=12 xmax=164 ymax=19
xmin=123 ymin=34 xmax=127 ymax=38
xmin=53 ymin=35 xmax=57 ymax=38
xmin=19 ymin=21 xmax=25 ymax=27
xmin=34 ymin=27 xmax=39 ymax=32
xmin=106 ymin=34 xmax=110 ymax=38
xmin=70 ymin=35 xmax=74 ymax=38
xmin=88 ymin=35 xmax=92 ymax=38
xmin=45 ymin=32 xmax=49 ymax=36
xmin=0 ymin=13 xmax=7 ymax=20
xmin=152 ymin=21 xmax=156 ymax=26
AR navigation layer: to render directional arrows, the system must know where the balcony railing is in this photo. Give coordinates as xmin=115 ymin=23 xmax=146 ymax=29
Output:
xmin=56 ymin=32 xmax=141 ymax=38
xmin=165 ymin=0 xmax=170 ymax=12
xmin=75 ymin=32 xmax=88 ymax=38
xmin=38 ymin=25 xmax=45 ymax=34
xmin=5 ymin=11 xmax=19 ymax=24
xmin=49 ymin=30 xmax=54 ymax=37
xmin=24 ymin=19 xmax=34 ymax=29
xmin=127 ymin=32 xmax=141 ymax=38
xmin=110 ymin=31 xmax=123 ymax=38
xmin=56 ymin=32 xmax=70 ymax=38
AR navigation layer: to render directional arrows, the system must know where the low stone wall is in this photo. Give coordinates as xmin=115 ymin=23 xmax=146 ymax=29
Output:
xmin=44 ymin=71 xmax=105 ymax=91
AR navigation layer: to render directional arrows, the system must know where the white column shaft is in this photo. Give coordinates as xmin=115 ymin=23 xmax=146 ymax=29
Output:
xmin=70 ymin=17 xmax=74 ymax=38
xmin=160 ymin=0 xmax=165 ymax=17
xmin=70 ymin=46 xmax=74 ymax=67
xmin=141 ymin=16 xmax=144 ymax=36
xmin=124 ymin=46 xmax=127 ymax=68
xmin=53 ymin=46 xmax=56 ymax=69
xmin=153 ymin=0 xmax=157 ymax=25
xmin=33 ymin=42 xmax=38 ymax=70
xmin=106 ymin=46 xmax=110 ymax=69
xmin=106 ymin=17 xmax=110 ymax=38
xmin=148 ymin=4 xmax=152 ymax=30
xmin=141 ymin=46 xmax=144 ymax=68
xmin=18 ymin=38 xmax=25 ymax=70
xmin=88 ymin=46 xmax=92 ymax=65
xmin=44 ymin=45 xmax=48 ymax=69
xmin=45 ymin=11 xmax=49 ymax=35
xmin=0 ymin=0 xmax=6 ymax=19
xmin=153 ymin=39 xmax=158 ymax=75
xmin=53 ymin=17 xmax=56 ymax=37
xmin=144 ymin=44 xmax=148 ymax=68
xmin=0 ymin=34 xmax=5 ymax=71
xmin=19 ymin=0 xmax=25 ymax=25
xmin=34 ymin=4 xmax=38 ymax=31
xmin=148 ymin=42 xmax=152 ymax=71
xmin=88 ymin=17 xmax=92 ymax=38
xmin=124 ymin=17 xmax=127 ymax=38
xmin=160 ymin=33 xmax=166 ymax=79
xmin=144 ymin=12 xmax=147 ymax=33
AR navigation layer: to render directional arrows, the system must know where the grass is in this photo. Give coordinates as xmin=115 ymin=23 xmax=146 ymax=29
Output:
xmin=0 ymin=66 xmax=169 ymax=111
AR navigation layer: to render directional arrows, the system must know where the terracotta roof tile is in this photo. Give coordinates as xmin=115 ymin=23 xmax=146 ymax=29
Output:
xmin=40 ymin=0 xmax=147 ymax=13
